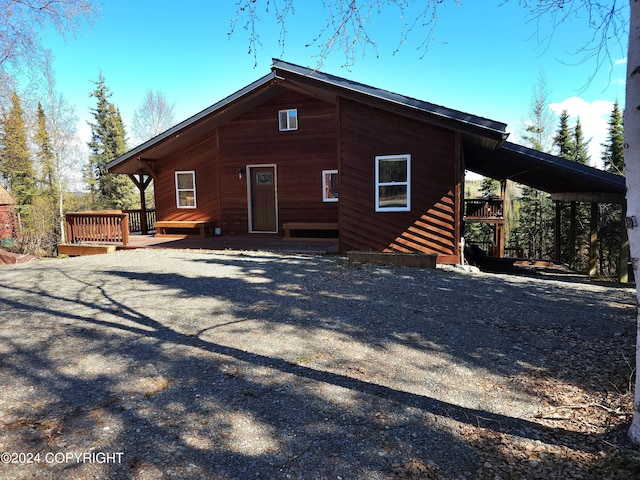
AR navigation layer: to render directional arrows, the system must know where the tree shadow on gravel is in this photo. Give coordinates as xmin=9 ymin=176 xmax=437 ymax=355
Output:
xmin=0 ymin=250 xmax=637 ymax=479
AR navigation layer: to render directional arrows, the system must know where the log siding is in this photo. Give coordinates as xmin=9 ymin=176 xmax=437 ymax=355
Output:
xmin=339 ymin=99 xmax=459 ymax=260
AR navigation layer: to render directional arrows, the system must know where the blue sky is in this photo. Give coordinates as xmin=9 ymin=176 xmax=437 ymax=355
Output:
xmin=40 ymin=1 xmax=628 ymax=166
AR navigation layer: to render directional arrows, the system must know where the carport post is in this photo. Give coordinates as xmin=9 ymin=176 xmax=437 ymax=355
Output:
xmin=589 ymin=202 xmax=598 ymax=278
xmin=569 ymin=202 xmax=577 ymax=268
xmin=554 ymin=201 xmax=562 ymax=261
xmin=620 ymin=202 xmax=630 ymax=283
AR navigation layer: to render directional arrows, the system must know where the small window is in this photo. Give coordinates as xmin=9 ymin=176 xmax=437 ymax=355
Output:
xmin=278 ymin=109 xmax=298 ymax=131
xmin=322 ymin=170 xmax=338 ymax=202
xmin=175 ymin=171 xmax=197 ymax=208
xmin=375 ymin=154 xmax=411 ymax=212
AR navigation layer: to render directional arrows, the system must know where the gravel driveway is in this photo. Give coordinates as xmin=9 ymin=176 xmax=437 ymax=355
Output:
xmin=0 ymin=249 xmax=637 ymax=479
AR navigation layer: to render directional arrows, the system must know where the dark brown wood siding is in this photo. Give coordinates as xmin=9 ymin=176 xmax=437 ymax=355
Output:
xmin=339 ymin=98 xmax=459 ymax=260
xmin=217 ymin=90 xmax=338 ymax=234
xmin=151 ymin=89 xmax=338 ymax=235
xmin=153 ymin=133 xmax=221 ymax=223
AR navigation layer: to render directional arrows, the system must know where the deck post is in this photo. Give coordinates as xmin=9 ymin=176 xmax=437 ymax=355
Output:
xmin=128 ymin=174 xmax=153 ymax=234
xmin=494 ymin=223 xmax=505 ymax=258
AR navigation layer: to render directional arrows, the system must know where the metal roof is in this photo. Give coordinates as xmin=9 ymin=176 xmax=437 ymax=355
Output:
xmin=108 ymin=60 xmax=509 ymax=173
xmin=107 ymin=60 xmax=626 ymax=204
xmin=465 ymin=141 xmax=626 ymax=203
xmin=271 ymin=59 xmax=509 ymax=142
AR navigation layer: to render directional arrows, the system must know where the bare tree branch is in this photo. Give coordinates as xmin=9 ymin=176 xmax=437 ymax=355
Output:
xmin=506 ymin=0 xmax=628 ymax=88
xmin=131 ymin=90 xmax=176 ymax=145
xmin=229 ymin=0 xmax=461 ymax=68
xmin=0 ymin=0 xmax=98 ymax=77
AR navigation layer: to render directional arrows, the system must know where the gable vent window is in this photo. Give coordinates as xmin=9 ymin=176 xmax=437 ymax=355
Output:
xmin=278 ymin=109 xmax=298 ymax=131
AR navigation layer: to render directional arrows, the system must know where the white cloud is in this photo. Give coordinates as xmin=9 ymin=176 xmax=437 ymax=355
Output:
xmin=548 ymin=97 xmax=613 ymax=168
xmin=614 ymin=57 xmax=628 ymax=66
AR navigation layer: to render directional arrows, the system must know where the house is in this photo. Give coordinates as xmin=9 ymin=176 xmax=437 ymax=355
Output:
xmin=107 ymin=59 xmax=626 ymax=265
xmin=0 ymin=185 xmax=16 ymax=243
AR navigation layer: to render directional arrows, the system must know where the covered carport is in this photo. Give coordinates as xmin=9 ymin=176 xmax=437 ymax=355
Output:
xmin=464 ymin=141 xmax=628 ymax=281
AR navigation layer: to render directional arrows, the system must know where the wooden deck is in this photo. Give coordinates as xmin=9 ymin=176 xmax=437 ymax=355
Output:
xmin=121 ymin=233 xmax=339 ymax=254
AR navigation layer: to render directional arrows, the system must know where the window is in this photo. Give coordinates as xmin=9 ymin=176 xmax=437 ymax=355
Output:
xmin=375 ymin=154 xmax=411 ymax=212
xmin=322 ymin=170 xmax=338 ymax=202
xmin=278 ymin=109 xmax=298 ymax=131
xmin=175 ymin=171 xmax=196 ymax=208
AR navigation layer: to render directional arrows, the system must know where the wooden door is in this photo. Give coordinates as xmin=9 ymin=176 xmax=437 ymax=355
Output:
xmin=249 ymin=166 xmax=277 ymax=232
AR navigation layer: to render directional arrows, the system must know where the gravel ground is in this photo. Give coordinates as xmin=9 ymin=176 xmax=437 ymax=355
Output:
xmin=0 ymin=248 xmax=638 ymax=480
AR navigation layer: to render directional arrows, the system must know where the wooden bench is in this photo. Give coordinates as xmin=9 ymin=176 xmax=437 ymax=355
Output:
xmin=283 ymin=222 xmax=338 ymax=240
xmin=154 ymin=220 xmax=216 ymax=238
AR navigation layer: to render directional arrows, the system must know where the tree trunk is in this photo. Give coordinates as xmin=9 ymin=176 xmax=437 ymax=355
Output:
xmin=627 ymin=0 xmax=640 ymax=445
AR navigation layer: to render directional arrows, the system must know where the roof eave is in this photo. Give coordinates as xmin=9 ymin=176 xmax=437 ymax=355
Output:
xmin=107 ymin=72 xmax=278 ymax=172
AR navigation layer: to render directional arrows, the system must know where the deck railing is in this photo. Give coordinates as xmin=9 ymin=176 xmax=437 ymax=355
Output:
xmin=65 ymin=211 xmax=129 ymax=246
xmin=464 ymin=198 xmax=504 ymax=219
xmin=123 ymin=208 xmax=156 ymax=233
xmin=468 ymin=241 xmax=525 ymax=258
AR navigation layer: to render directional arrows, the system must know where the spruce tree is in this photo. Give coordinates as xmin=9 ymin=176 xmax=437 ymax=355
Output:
xmin=35 ymin=102 xmax=56 ymax=197
xmin=573 ymin=119 xmax=590 ymax=166
xmin=85 ymin=71 xmax=136 ymax=209
xmin=33 ymin=101 xmax=59 ymax=253
xmin=602 ymin=101 xmax=624 ymax=176
xmin=0 ymin=91 xmax=35 ymax=222
xmin=553 ymin=110 xmax=574 ymax=160
xmin=514 ymin=74 xmax=555 ymax=259
xmin=599 ymin=101 xmax=626 ymax=278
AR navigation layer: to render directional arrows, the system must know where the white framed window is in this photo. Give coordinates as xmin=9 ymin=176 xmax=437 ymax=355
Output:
xmin=322 ymin=170 xmax=338 ymax=202
xmin=375 ymin=154 xmax=411 ymax=212
xmin=278 ymin=109 xmax=298 ymax=131
xmin=175 ymin=171 xmax=197 ymax=208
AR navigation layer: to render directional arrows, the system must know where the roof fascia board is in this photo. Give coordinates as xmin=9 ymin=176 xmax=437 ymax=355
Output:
xmin=107 ymin=72 xmax=277 ymax=171
xmin=550 ymin=191 xmax=626 ymax=203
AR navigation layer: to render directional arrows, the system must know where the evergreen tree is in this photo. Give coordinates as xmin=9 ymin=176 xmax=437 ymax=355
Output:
xmin=553 ymin=110 xmax=574 ymax=160
xmin=479 ymin=177 xmax=499 ymax=197
xmin=602 ymin=101 xmax=624 ymax=176
xmin=33 ymin=101 xmax=59 ymax=253
xmin=0 ymin=91 xmax=34 ymax=222
xmin=599 ymin=101 xmax=626 ymax=278
xmin=573 ymin=119 xmax=590 ymax=166
xmin=35 ymin=102 xmax=56 ymax=196
xmin=85 ymin=71 xmax=136 ymax=209
xmin=522 ymin=72 xmax=555 ymax=152
xmin=514 ymin=74 xmax=555 ymax=259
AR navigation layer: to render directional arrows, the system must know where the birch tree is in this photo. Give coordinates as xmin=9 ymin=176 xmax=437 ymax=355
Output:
xmin=624 ymin=1 xmax=640 ymax=444
xmin=131 ymin=90 xmax=176 ymax=145
xmin=42 ymin=52 xmax=82 ymax=243
xmin=0 ymin=0 xmax=97 ymax=99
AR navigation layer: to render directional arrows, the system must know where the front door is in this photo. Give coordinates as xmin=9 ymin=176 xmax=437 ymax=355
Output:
xmin=249 ymin=165 xmax=277 ymax=232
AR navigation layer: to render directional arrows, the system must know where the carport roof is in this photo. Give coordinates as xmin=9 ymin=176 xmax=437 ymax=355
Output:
xmin=465 ymin=141 xmax=626 ymax=203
